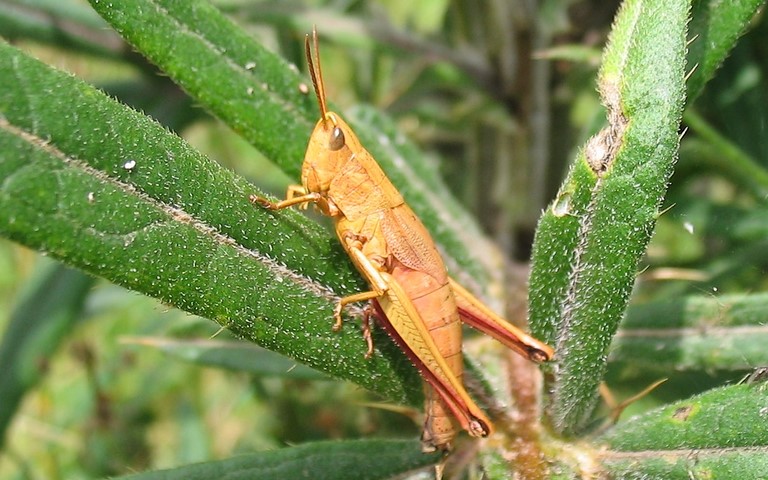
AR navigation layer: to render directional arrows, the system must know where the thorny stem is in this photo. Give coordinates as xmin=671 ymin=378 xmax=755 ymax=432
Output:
xmin=506 ymin=350 xmax=548 ymax=480
xmin=494 ymin=263 xmax=549 ymax=479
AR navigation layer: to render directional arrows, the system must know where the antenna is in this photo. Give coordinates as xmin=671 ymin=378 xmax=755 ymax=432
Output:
xmin=305 ymin=26 xmax=328 ymax=120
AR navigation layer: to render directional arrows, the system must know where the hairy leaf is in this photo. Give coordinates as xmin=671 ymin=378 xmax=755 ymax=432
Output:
xmin=686 ymin=0 xmax=766 ymax=102
xmin=599 ymin=384 xmax=768 ymax=477
xmin=113 ymin=439 xmax=440 ymax=480
xmin=528 ymin=0 xmax=690 ymax=434
xmin=0 ymin=40 xmax=421 ymax=405
xmin=87 ymin=0 xmax=497 ymax=289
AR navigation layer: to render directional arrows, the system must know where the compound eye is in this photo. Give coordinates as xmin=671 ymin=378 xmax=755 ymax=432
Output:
xmin=329 ymin=127 xmax=345 ymax=151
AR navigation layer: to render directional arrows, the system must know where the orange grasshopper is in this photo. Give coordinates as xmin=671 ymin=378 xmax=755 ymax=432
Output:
xmin=252 ymin=29 xmax=553 ymax=452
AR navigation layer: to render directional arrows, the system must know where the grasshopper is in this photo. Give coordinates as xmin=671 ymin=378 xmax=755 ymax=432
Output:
xmin=251 ymin=29 xmax=553 ymax=453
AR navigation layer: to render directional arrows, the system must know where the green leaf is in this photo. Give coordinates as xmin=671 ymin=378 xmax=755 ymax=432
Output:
xmin=126 ymin=337 xmax=329 ymax=380
xmin=91 ymin=0 xmax=316 ymax=175
xmin=604 ymin=383 xmax=768 ymax=448
xmin=112 ymin=439 xmax=440 ymax=480
xmin=611 ymin=293 xmax=768 ymax=373
xmin=598 ymin=384 xmax=768 ymax=478
xmin=0 ymin=39 xmax=420 ymax=405
xmin=86 ymin=0 xmax=497 ymax=289
xmin=528 ymin=0 xmax=690 ymax=434
xmin=0 ymin=261 xmax=94 ymax=450
xmin=686 ymin=0 xmax=766 ymax=102
xmin=602 ymin=449 xmax=768 ymax=480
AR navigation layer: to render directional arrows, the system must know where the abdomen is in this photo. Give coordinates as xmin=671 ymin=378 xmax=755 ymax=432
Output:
xmin=390 ymin=261 xmax=462 ymax=451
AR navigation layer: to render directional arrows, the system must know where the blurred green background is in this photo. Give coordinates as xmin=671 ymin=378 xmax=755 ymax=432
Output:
xmin=2 ymin=0 xmax=768 ymax=478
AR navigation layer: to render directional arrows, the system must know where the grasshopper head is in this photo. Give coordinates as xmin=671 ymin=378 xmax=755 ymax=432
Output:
xmin=301 ymin=111 xmax=360 ymax=195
